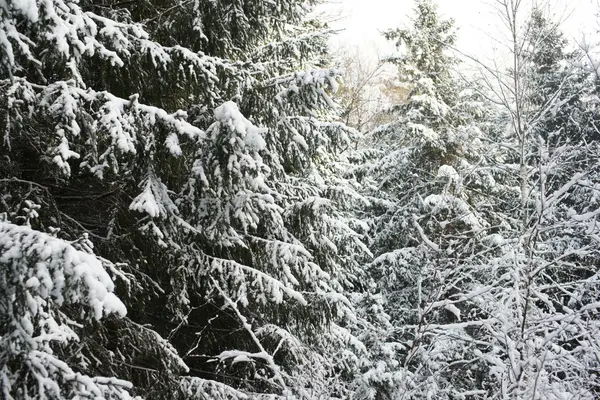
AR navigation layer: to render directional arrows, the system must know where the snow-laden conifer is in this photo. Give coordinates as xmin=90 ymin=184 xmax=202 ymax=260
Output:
xmin=1 ymin=0 xmax=373 ymax=398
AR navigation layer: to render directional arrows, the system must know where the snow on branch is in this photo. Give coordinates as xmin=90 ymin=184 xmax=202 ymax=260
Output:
xmin=213 ymin=279 xmax=288 ymax=394
xmin=0 ymin=221 xmax=133 ymax=399
xmin=0 ymin=221 xmax=126 ymax=319
xmin=272 ymin=68 xmax=341 ymax=111
xmin=180 ymin=376 xmax=282 ymax=400
xmin=4 ymin=78 xmax=204 ymax=178
xmin=129 ymin=174 xmax=179 ymax=219
xmin=1 ymin=0 xmax=243 ymax=86
xmin=412 ymin=215 xmax=440 ymax=252
xmin=195 ymin=253 xmax=307 ymax=306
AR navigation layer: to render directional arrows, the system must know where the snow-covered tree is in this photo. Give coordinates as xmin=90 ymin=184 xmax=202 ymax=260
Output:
xmin=0 ymin=220 xmax=135 ymax=399
xmin=348 ymin=1 xmax=497 ymax=397
xmin=359 ymin=1 xmax=600 ymax=398
xmin=0 ymin=0 xmax=375 ymax=398
xmin=455 ymin=4 xmax=600 ymax=398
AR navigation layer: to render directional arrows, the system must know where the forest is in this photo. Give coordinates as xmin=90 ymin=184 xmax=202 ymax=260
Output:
xmin=1 ymin=0 xmax=600 ymax=398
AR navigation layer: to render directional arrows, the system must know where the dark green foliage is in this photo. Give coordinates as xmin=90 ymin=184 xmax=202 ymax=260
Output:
xmin=0 ymin=0 xmax=375 ymax=399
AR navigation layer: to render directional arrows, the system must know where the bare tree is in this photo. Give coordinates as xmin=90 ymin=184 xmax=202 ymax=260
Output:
xmin=332 ymin=45 xmax=405 ymax=132
xmin=456 ymin=1 xmax=600 ymax=397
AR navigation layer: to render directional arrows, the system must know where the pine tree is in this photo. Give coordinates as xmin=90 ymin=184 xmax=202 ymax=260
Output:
xmin=354 ymin=1 xmax=502 ymax=397
xmin=379 ymin=0 xmax=462 ymax=168
xmin=0 ymin=220 xmax=137 ymax=399
xmin=0 ymin=0 xmax=373 ymax=398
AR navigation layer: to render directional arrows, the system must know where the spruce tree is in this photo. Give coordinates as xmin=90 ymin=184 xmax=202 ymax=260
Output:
xmin=0 ymin=0 xmax=373 ymax=398
xmin=357 ymin=1 xmax=500 ymax=397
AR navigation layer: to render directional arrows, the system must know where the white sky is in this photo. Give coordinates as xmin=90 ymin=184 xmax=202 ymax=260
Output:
xmin=320 ymin=0 xmax=599 ymax=60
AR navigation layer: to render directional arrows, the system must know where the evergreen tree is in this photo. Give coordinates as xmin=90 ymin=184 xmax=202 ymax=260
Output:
xmin=0 ymin=0 xmax=374 ymax=398
xmin=379 ymin=0 xmax=462 ymax=168
xmin=522 ymin=9 xmax=598 ymax=145
xmin=356 ymin=1 xmax=499 ymax=397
